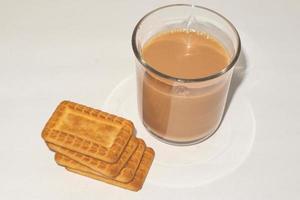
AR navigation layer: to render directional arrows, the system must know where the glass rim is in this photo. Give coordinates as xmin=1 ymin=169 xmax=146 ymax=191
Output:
xmin=131 ymin=4 xmax=241 ymax=83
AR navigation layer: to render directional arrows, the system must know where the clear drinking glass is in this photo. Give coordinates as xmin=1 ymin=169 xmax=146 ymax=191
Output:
xmin=132 ymin=4 xmax=240 ymax=145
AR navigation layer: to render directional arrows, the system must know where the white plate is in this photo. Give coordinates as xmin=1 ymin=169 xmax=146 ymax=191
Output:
xmin=103 ymin=74 xmax=256 ymax=188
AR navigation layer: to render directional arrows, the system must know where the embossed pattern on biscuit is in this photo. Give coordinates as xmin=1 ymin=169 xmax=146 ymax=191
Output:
xmin=42 ymin=101 xmax=133 ymax=163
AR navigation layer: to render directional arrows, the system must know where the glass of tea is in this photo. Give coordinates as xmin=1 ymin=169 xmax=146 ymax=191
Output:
xmin=132 ymin=4 xmax=240 ymax=145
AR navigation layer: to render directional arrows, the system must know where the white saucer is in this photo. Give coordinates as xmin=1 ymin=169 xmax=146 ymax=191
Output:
xmin=103 ymin=74 xmax=256 ymax=188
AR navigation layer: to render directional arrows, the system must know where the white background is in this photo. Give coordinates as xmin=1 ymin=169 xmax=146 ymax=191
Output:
xmin=0 ymin=0 xmax=299 ymax=199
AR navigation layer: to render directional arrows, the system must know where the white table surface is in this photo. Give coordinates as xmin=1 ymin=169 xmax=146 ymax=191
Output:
xmin=1 ymin=0 xmax=299 ymax=199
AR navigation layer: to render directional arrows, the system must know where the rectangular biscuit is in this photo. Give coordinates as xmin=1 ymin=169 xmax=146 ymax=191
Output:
xmin=49 ymin=137 xmax=143 ymax=178
xmin=57 ymin=148 xmax=155 ymax=191
xmin=54 ymin=139 xmax=146 ymax=183
xmin=42 ymin=101 xmax=133 ymax=163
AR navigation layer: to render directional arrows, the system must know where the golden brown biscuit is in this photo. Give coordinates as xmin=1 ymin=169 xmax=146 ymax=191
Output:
xmin=42 ymin=101 xmax=133 ymax=163
xmin=49 ymin=138 xmax=143 ymax=179
xmin=57 ymin=148 xmax=155 ymax=191
xmin=54 ymin=139 xmax=146 ymax=183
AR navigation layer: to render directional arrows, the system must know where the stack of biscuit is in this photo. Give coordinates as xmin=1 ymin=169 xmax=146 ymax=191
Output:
xmin=42 ymin=101 xmax=155 ymax=191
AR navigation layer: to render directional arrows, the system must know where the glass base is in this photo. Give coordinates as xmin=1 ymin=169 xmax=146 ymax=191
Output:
xmin=143 ymin=121 xmax=218 ymax=146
